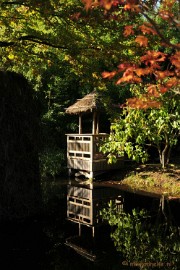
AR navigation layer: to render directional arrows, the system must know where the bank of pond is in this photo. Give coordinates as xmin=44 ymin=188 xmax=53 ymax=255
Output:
xmin=0 ymin=178 xmax=179 ymax=270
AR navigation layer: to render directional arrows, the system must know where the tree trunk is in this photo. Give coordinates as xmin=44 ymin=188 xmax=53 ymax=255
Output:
xmin=0 ymin=71 xmax=41 ymax=221
xmin=159 ymin=142 xmax=171 ymax=168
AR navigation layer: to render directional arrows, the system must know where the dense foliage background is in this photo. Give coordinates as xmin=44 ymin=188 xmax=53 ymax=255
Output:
xmin=0 ymin=0 xmax=179 ymax=176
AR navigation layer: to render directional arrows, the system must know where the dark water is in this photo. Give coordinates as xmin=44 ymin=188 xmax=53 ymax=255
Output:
xmin=0 ymin=178 xmax=179 ymax=270
xmin=0 ymin=220 xmax=129 ymax=270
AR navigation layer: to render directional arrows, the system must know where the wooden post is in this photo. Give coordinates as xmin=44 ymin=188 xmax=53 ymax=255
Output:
xmin=79 ymin=113 xmax=82 ymax=134
xmin=90 ymin=136 xmax=94 ymax=176
xmin=68 ymin=168 xmax=72 ymax=177
xmin=79 ymin=223 xmax=81 ymax=236
xmin=92 ymin=226 xmax=95 ymax=238
xmin=92 ymin=111 xmax=97 ymax=134
xmin=96 ymin=113 xmax=99 ymax=134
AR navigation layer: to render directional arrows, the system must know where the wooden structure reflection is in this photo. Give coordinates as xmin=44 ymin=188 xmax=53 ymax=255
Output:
xmin=67 ymin=181 xmax=123 ymax=237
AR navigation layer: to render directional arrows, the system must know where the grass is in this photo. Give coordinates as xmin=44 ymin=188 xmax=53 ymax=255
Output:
xmin=108 ymin=163 xmax=180 ymax=198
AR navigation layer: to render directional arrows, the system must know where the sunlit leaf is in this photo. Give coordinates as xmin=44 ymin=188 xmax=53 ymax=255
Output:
xmin=8 ymin=54 xmax=15 ymax=60
xmin=123 ymin=25 xmax=134 ymax=37
xmin=135 ymin=35 xmax=148 ymax=47
xmin=139 ymin=24 xmax=157 ymax=35
xmin=102 ymin=70 xmax=117 ymax=79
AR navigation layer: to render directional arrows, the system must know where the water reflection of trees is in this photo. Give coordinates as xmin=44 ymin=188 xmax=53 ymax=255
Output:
xmin=101 ymin=203 xmax=180 ymax=270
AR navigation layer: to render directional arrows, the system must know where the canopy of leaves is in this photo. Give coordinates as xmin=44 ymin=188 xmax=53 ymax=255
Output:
xmin=0 ymin=0 xmax=140 ymax=92
xmin=1 ymin=0 xmax=179 ymax=175
xmin=0 ymin=0 xmax=139 ymax=176
xmin=83 ymin=0 xmax=180 ymax=108
xmin=100 ymin=90 xmax=180 ymax=167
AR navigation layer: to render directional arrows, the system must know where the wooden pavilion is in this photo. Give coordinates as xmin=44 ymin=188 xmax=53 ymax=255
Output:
xmin=66 ymin=91 xmax=124 ymax=178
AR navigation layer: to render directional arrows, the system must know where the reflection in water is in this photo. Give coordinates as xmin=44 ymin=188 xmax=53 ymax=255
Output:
xmin=65 ymin=179 xmax=180 ymax=270
xmin=102 ymin=206 xmax=180 ymax=270
xmin=1 ymin=178 xmax=179 ymax=270
xmin=67 ymin=180 xmax=123 ymax=236
xmin=65 ymin=180 xmax=124 ymax=263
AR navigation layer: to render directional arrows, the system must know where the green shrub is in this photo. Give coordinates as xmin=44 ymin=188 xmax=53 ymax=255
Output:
xmin=39 ymin=147 xmax=66 ymax=178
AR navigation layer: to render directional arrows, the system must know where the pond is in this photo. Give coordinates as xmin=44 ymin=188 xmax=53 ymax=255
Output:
xmin=1 ymin=177 xmax=179 ymax=270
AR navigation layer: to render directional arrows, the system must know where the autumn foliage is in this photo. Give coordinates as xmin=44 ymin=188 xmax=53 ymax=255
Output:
xmin=82 ymin=0 xmax=180 ymax=108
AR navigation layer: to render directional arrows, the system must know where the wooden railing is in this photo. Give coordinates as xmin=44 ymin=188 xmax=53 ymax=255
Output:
xmin=67 ymin=134 xmax=108 ymax=161
xmin=66 ymin=133 xmax=124 ymax=178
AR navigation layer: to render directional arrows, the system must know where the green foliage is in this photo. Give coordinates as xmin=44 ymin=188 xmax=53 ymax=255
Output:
xmin=38 ymin=62 xmax=81 ymax=178
xmin=101 ymin=204 xmax=180 ymax=269
xmin=39 ymin=147 xmax=66 ymax=178
xmin=100 ymin=91 xmax=180 ymax=167
xmin=0 ymin=0 xmax=138 ymax=90
xmin=0 ymin=0 xmax=145 ymax=178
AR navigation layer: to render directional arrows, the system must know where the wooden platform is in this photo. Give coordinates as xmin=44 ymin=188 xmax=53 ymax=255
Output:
xmin=67 ymin=134 xmax=124 ymax=178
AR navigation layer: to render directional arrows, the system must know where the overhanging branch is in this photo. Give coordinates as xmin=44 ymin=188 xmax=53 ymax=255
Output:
xmin=142 ymin=12 xmax=180 ymax=50
xmin=18 ymin=35 xmax=69 ymax=49
xmin=0 ymin=35 xmax=103 ymax=51
xmin=0 ymin=36 xmax=68 ymax=49
xmin=0 ymin=41 xmax=15 ymax=47
xmin=1 ymin=1 xmax=25 ymax=6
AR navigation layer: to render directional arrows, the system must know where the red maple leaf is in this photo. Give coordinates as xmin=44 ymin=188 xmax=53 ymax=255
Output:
xmin=139 ymin=24 xmax=157 ymax=35
xmin=102 ymin=70 xmax=117 ymax=79
xmin=124 ymin=0 xmax=140 ymax=12
xmin=82 ymin=0 xmax=92 ymax=10
xmin=158 ymin=85 xmax=168 ymax=94
xmin=154 ymin=70 xmax=174 ymax=80
xmin=170 ymin=52 xmax=180 ymax=69
xmin=118 ymin=63 xmax=135 ymax=71
xmin=126 ymin=96 xmax=161 ymax=109
xmin=135 ymin=67 xmax=153 ymax=76
xmin=135 ymin=35 xmax=148 ymax=46
xmin=147 ymin=85 xmax=160 ymax=97
xmin=140 ymin=51 xmax=167 ymax=69
xmin=123 ymin=25 xmax=134 ymax=37
xmin=159 ymin=10 xmax=174 ymax=20
xmin=165 ymin=77 xmax=179 ymax=88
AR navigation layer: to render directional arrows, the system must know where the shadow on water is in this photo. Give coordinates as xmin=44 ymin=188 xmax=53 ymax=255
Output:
xmin=0 ymin=177 xmax=179 ymax=270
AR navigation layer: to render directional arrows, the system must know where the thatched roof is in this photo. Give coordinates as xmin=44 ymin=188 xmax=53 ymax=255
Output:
xmin=65 ymin=92 xmax=103 ymax=114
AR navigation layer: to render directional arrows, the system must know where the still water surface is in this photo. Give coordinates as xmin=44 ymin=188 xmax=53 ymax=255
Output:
xmin=1 ymin=178 xmax=179 ymax=270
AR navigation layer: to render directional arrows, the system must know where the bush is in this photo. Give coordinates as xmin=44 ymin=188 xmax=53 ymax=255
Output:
xmin=39 ymin=147 xmax=66 ymax=178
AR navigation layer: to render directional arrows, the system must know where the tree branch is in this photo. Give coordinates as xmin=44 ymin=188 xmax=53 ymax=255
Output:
xmin=0 ymin=35 xmax=103 ymax=51
xmin=18 ymin=35 xmax=69 ymax=49
xmin=142 ymin=12 xmax=180 ymax=50
xmin=0 ymin=35 xmax=68 ymax=49
xmin=1 ymin=1 xmax=25 ymax=6
xmin=0 ymin=41 xmax=15 ymax=47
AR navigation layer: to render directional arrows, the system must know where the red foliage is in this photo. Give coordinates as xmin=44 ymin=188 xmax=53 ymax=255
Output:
xmin=82 ymin=0 xmax=179 ymax=109
xmin=123 ymin=25 xmax=134 ymax=37
xmin=102 ymin=70 xmax=117 ymax=79
xmin=126 ymin=96 xmax=162 ymax=109
xmin=139 ymin=24 xmax=157 ymax=35
xmin=135 ymin=35 xmax=148 ymax=46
